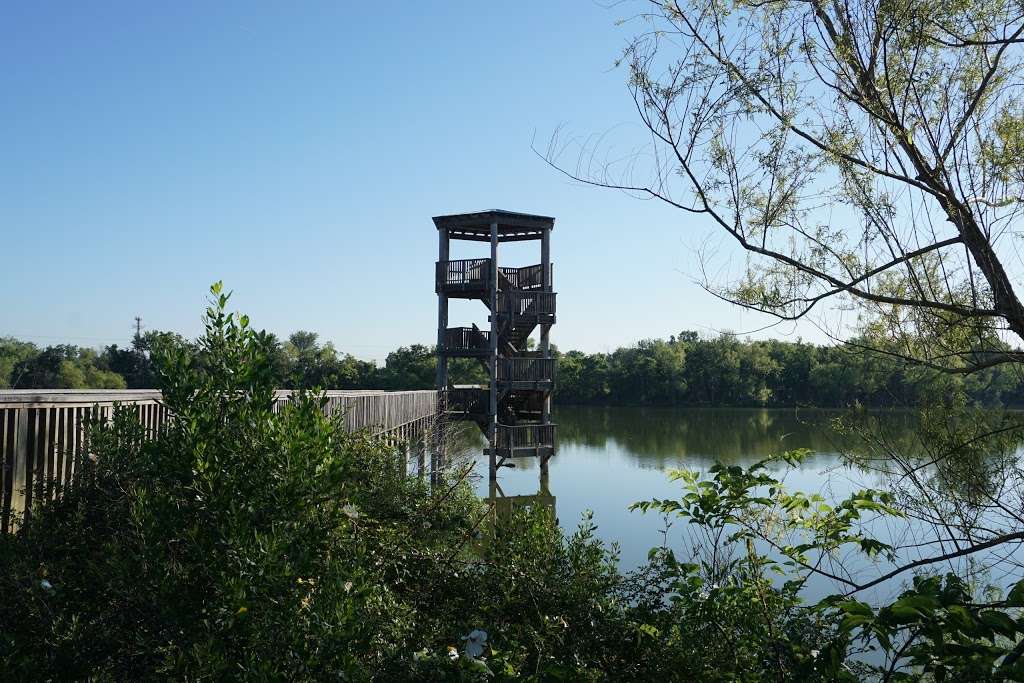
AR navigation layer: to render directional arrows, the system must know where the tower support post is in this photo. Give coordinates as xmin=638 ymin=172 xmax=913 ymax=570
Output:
xmin=436 ymin=228 xmax=450 ymax=390
xmin=488 ymin=220 xmax=499 ymax=480
xmin=434 ymin=227 xmax=450 ymax=489
xmin=540 ymin=226 xmax=552 ymax=475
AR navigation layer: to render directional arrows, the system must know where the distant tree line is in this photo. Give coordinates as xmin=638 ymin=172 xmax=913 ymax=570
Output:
xmin=555 ymin=331 xmax=1024 ymax=408
xmin=4 ymin=328 xmax=1023 ymax=408
xmin=0 ymin=330 xmax=484 ymax=393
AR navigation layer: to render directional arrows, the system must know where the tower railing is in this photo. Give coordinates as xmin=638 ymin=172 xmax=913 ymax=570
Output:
xmin=495 ymin=423 xmax=557 ymax=451
xmin=441 ymin=327 xmax=490 ymax=354
xmin=436 ymin=258 xmax=490 ymax=292
xmin=436 ymin=260 xmax=551 ymax=295
xmin=443 ymin=387 xmax=488 ymax=416
xmin=497 ymin=358 xmax=555 ymax=383
xmin=498 ymin=263 xmax=550 ymax=290
xmin=500 ymin=291 xmax=557 ymax=318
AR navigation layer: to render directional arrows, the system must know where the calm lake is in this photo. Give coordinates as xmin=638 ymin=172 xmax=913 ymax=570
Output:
xmin=463 ymin=406 xmax=918 ymax=571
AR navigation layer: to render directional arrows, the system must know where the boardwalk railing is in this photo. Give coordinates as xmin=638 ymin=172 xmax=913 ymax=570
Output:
xmin=1 ymin=389 xmax=438 ymax=533
xmin=277 ymin=390 xmax=438 ymax=438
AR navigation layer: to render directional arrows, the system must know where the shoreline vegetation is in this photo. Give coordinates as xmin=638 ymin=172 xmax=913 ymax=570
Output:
xmin=4 ymin=328 xmax=1023 ymax=409
xmin=3 ymin=287 xmax=1024 ymax=681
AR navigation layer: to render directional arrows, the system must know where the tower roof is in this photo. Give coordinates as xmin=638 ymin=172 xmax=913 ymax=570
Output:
xmin=433 ymin=209 xmax=554 ymax=242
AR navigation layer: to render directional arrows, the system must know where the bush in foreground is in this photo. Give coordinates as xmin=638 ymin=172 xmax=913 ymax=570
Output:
xmin=1 ymin=285 xmax=830 ymax=681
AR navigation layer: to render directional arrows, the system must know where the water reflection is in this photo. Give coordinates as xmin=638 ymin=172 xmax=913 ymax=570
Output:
xmin=463 ymin=406 xmax=930 ymax=570
xmin=555 ymin=405 xmax=920 ymax=467
xmin=455 ymin=404 xmax=1024 ymax=628
xmin=486 ymin=474 xmax=556 ymax=522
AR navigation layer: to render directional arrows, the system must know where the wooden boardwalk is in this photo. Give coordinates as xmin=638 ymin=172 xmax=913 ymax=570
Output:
xmin=0 ymin=389 xmax=439 ymax=533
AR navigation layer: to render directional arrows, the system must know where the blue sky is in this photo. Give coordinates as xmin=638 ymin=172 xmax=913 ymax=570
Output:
xmin=1 ymin=1 xmax=827 ymax=361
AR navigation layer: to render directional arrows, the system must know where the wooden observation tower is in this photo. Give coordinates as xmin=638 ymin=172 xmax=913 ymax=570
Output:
xmin=434 ymin=210 xmax=557 ymax=480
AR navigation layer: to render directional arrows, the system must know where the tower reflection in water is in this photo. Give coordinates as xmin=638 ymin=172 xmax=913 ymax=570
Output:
xmin=487 ymin=472 xmax=556 ymax=523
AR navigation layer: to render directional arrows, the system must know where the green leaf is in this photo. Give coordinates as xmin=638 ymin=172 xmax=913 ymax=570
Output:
xmin=838 ymin=600 xmax=874 ymax=617
xmin=890 ymin=594 xmax=938 ymax=619
xmin=1007 ymin=579 xmax=1024 ymax=607
xmin=979 ymin=610 xmax=1018 ymax=639
xmin=839 ymin=614 xmax=873 ymax=634
xmin=945 ymin=604 xmax=976 ymax=632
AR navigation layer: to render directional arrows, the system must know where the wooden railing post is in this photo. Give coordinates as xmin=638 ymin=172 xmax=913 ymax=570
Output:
xmin=11 ymin=407 xmax=28 ymax=532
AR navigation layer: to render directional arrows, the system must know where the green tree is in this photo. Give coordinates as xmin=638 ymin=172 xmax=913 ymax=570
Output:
xmin=0 ymin=337 xmax=39 ymax=388
xmin=283 ymin=331 xmax=377 ymax=389
xmin=378 ymin=344 xmax=434 ymax=389
xmin=12 ymin=345 xmax=125 ymax=390
xmin=545 ymin=0 xmax=1024 ymax=674
xmin=101 ymin=330 xmax=191 ymax=389
xmin=608 ymin=339 xmax=687 ymax=404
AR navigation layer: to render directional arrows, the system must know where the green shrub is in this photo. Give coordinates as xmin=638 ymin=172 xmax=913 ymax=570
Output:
xmin=0 ymin=284 xmax=829 ymax=681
